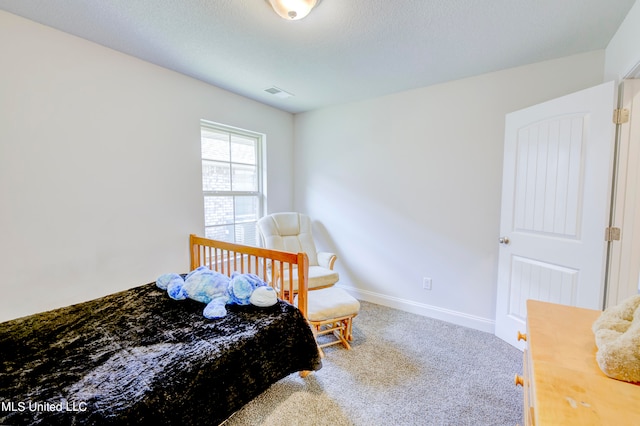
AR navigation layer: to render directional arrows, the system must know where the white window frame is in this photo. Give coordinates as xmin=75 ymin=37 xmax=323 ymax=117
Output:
xmin=200 ymin=120 xmax=265 ymax=246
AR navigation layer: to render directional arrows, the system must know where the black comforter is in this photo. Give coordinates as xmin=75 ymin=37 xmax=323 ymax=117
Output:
xmin=0 ymin=283 xmax=321 ymax=425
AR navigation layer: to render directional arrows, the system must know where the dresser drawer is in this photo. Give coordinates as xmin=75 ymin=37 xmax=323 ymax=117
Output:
xmin=516 ymin=329 xmax=535 ymax=426
xmin=522 ymin=348 xmax=534 ymax=426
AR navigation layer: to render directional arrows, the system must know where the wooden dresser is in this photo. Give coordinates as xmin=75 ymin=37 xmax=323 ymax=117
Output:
xmin=516 ymin=300 xmax=640 ymax=425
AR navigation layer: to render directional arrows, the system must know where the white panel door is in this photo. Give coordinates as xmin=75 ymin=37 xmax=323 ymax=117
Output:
xmin=495 ymin=81 xmax=616 ymax=349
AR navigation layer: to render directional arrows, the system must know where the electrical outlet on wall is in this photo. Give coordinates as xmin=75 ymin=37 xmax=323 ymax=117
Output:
xmin=422 ymin=277 xmax=432 ymax=290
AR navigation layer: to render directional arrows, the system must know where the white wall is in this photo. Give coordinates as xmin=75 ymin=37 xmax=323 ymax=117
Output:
xmin=293 ymin=51 xmax=606 ymax=331
xmin=5 ymin=2 xmax=640 ymax=329
xmin=605 ymin=0 xmax=640 ymax=81
xmin=0 ymin=11 xmax=294 ymax=322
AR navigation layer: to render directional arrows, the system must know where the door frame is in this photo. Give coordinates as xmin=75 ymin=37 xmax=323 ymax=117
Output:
xmin=606 ymin=79 xmax=640 ymax=307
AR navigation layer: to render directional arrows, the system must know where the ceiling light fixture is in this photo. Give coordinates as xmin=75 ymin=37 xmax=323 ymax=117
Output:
xmin=266 ymin=0 xmax=320 ymax=21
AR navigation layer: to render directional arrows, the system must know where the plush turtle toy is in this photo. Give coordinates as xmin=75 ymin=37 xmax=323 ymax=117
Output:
xmin=156 ymin=268 xmax=277 ymax=319
xmin=156 ymin=266 xmax=231 ymax=319
xmin=227 ymin=272 xmax=268 ymax=306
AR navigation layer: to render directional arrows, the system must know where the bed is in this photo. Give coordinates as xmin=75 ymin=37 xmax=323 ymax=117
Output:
xmin=0 ymin=235 xmax=321 ymax=425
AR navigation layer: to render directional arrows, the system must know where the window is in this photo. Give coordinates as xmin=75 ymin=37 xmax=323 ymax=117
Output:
xmin=200 ymin=121 xmax=264 ymax=246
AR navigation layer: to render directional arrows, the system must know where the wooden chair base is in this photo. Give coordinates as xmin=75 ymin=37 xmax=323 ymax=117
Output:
xmin=310 ymin=314 xmax=356 ymax=357
xmin=299 ymin=286 xmax=360 ymax=357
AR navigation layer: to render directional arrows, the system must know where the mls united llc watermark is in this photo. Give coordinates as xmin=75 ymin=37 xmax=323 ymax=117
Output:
xmin=1 ymin=400 xmax=88 ymax=413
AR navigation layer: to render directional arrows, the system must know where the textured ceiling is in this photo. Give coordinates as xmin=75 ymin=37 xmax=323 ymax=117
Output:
xmin=0 ymin=0 xmax=636 ymax=113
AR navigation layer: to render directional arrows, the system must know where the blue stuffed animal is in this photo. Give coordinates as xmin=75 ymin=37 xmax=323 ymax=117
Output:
xmin=156 ymin=266 xmax=231 ymax=319
xmin=156 ymin=273 xmax=185 ymax=300
xmin=157 ymin=269 xmax=275 ymax=318
xmin=228 ymin=272 xmax=268 ymax=306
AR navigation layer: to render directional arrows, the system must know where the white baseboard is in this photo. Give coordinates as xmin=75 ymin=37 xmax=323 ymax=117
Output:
xmin=338 ymin=285 xmax=495 ymax=334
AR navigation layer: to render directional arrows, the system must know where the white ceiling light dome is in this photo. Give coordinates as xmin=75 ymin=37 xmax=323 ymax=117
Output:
xmin=266 ymin=0 xmax=321 ymax=20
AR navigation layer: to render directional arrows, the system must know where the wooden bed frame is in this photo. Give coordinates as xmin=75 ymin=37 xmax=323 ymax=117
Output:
xmin=0 ymin=236 xmax=319 ymax=425
xmin=189 ymin=234 xmax=310 ymax=318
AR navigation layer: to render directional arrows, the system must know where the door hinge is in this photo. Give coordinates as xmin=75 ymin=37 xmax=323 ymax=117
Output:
xmin=605 ymin=227 xmax=621 ymax=242
xmin=613 ymin=108 xmax=630 ymax=124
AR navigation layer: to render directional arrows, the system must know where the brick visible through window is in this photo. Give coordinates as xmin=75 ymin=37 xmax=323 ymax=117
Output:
xmin=200 ymin=121 xmax=263 ymax=246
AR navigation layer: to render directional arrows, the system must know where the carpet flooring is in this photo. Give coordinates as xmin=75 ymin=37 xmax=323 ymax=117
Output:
xmin=223 ymin=300 xmax=523 ymax=426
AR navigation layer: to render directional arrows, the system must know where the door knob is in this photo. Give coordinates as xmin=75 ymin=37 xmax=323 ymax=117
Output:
xmin=499 ymin=236 xmax=510 ymax=245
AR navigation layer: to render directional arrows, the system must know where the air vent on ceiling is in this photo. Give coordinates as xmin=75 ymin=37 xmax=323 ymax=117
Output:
xmin=264 ymin=86 xmax=294 ymax=99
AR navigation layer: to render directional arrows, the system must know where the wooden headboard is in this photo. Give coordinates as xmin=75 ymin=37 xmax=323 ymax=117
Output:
xmin=189 ymin=234 xmax=309 ymax=318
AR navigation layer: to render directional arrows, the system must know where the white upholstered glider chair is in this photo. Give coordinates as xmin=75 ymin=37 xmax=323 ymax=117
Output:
xmin=259 ymin=212 xmax=360 ymax=355
xmin=257 ymin=212 xmax=339 ymax=291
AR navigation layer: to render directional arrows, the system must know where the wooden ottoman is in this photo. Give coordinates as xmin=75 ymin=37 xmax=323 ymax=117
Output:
xmin=303 ymin=287 xmax=360 ymax=357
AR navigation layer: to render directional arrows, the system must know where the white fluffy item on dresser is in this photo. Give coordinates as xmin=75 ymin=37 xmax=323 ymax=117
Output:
xmin=592 ymin=295 xmax=640 ymax=383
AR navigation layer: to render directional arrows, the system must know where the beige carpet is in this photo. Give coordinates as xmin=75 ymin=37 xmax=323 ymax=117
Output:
xmin=223 ymin=301 xmax=523 ymax=426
